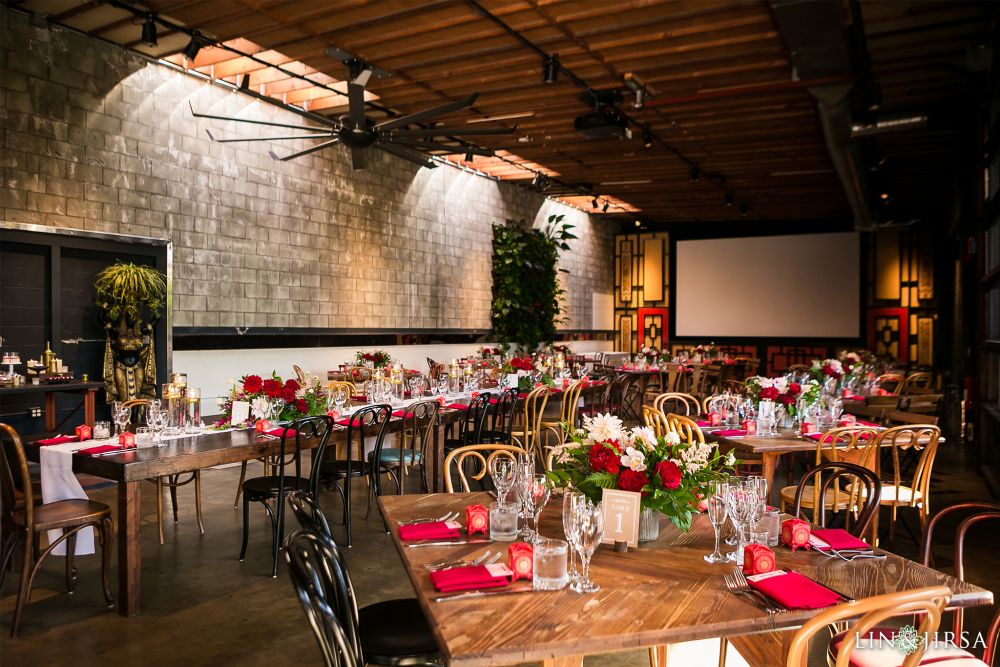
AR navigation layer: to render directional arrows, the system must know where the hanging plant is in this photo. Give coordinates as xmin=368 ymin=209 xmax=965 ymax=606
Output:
xmin=491 ymin=214 xmax=576 ymax=352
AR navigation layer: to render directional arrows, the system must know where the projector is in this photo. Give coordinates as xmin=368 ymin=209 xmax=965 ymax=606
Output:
xmin=574 ymin=109 xmax=628 ymax=139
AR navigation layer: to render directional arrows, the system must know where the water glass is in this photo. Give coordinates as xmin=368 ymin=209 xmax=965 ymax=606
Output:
xmin=532 ymin=538 xmax=569 ymax=591
xmin=489 ymin=503 xmax=519 ymax=541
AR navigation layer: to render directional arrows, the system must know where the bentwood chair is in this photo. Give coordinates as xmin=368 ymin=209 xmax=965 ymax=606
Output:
xmin=368 ymin=400 xmax=438 ymax=495
xmin=123 ymin=398 xmax=205 ymax=544
xmin=653 ymin=392 xmax=700 ymax=417
xmin=284 ymin=528 xmax=441 ymax=667
xmin=0 ymin=423 xmax=115 ymax=637
xmin=239 ymin=415 xmax=335 ymax=577
xmin=512 ymin=386 xmax=550 ymax=466
xmin=541 ymin=380 xmax=585 ymax=448
xmin=480 ymin=388 xmax=519 ymax=445
xmin=443 ymin=444 xmax=526 ymax=493
xmin=786 ymin=586 xmax=954 ymax=667
xmin=318 ymin=405 xmax=391 ymax=548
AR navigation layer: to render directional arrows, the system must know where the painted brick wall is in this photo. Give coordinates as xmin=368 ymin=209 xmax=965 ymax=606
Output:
xmin=0 ymin=8 xmax=614 ymax=332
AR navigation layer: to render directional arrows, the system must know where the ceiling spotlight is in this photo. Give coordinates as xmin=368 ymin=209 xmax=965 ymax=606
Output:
xmin=690 ymin=166 xmax=700 ymax=182
xmin=141 ymin=15 xmax=158 ymax=47
xmin=183 ymin=34 xmax=203 ymax=61
xmin=602 ymin=201 xmax=610 ymax=213
xmin=591 ymin=198 xmax=599 ymax=209
xmin=543 ymin=54 xmax=560 ymax=84
xmin=725 ymin=191 xmax=734 ymax=207
xmin=642 ymin=129 xmax=653 ymax=149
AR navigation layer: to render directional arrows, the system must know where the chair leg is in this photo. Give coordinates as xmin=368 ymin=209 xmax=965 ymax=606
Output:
xmin=64 ymin=530 xmax=77 ymax=594
xmin=239 ymin=496 xmax=250 ymax=562
xmin=157 ymin=477 xmax=165 ymax=545
xmin=194 ymin=470 xmax=205 ymax=535
xmin=98 ymin=516 xmax=115 ymax=607
xmin=233 ymin=461 xmax=247 ymax=509
xmin=169 ymin=476 xmax=179 ymax=523
xmin=11 ymin=534 xmax=35 ymax=637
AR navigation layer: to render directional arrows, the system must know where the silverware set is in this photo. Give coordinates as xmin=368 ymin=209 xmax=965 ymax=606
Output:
xmin=424 ymin=551 xmax=501 ymax=572
xmin=723 ymin=569 xmax=785 ymax=614
xmin=398 ymin=511 xmax=458 ymax=526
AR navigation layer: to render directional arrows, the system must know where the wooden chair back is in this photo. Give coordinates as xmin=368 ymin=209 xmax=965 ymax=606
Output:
xmin=444 ymin=444 xmax=526 ymax=493
xmin=887 ymin=410 xmax=939 ymax=426
xmin=920 ymin=501 xmax=1000 ymax=638
xmin=876 ymin=424 xmax=942 ymax=510
xmin=901 ymin=371 xmax=933 ymax=394
xmin=785 ymin=586 xmax=951 ymax=667
xmin=792 ymin=461 xmax=881 ymax=536
xmin=653 ymin=392 xmax=700 ymax=416
xmin=642 ymin=406 xmax=670 ymax=438
xmin=665 ymin=413 xmax=705 ymax=444
xmin=873 ymin=373 xmax=905 ymax=395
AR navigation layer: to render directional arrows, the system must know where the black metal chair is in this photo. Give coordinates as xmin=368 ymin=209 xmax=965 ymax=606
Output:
xmin=284 ymin=495 xmax=441 ymax=667
xmin=792 ymin=461 xmax=882 ymax=537
xmin=368 ymin=400 xmax=438 ymax=495
xmin=238 ymin=415 xmax=335 ymax=577
xmin=480 ymin=388 xmax=519 ymax=445
xmin=319 ymin=404 xmax=391 ymax=547
xmin=442 ymin=392 xmax=491 ymax=453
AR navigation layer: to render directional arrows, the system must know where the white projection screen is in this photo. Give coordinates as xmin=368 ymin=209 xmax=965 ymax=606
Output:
xmin=675 ymin=232 xmax=860 ymax=338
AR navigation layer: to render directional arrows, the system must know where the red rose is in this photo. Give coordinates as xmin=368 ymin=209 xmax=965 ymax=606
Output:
xmin=588 ymin=443 xmax=621 ymax=475
xmin=281 ymin=387 xmax=296 ymax=403
xmin=655 ymin=460 xmax=682 ymax=490
xmin=295 ymin=399 xmax=309 ymax=414
xmin=759 ymin=386 xmax=779 ymax=400
xmin=618 ymin=469 xmax=649 ymax=494
xmin=284 ymin=378 xmax=300 ymax=392
xmin=242 ymin=375 xmax=263 ymax=394
xmin=262 ymin=379 xmax=281 ymax=397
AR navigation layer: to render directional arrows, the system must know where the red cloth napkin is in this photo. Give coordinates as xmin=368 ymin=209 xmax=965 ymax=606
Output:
xmin=444 ymin=403 xmax=469 ymax=411
xmin=391 ymin=410 xmax=415 ymax=419
xmin=429 ymin=565 xmax=508 ymax=593
xmin=715 ymin=429 xmax=748 ymax=437
xmin=398 ymin=521 xmax=461 ymax=541
xmin=747 ymin=570 xmax=843 ymax=610
xmin=336 ymin=417 xmax=364 ymax=427
xmin=37 ymin=435 xmax=79 ymax=446
xmin=350 ymin=394 xmax=367 ymax=402
xmin=264 ymin=428 xmax=298 ymax=438
xmin=78 ymin=444 xmax=125 ymax=456
xmin=812 ymin=529 xmax=869 ymax=551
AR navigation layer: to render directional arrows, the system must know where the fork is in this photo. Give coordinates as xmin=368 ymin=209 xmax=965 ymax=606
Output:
xmin=424 ymin=550 xmax=497 ymax=572
xmin=399 ymin=511 xmax=458 ymax=526
xmin=728 ymin=569 xmax=784 ymax=613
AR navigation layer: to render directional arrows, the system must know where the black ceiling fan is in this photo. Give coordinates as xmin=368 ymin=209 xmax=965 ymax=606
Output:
xmin=191 ymin=47 xmax=514 ymax=170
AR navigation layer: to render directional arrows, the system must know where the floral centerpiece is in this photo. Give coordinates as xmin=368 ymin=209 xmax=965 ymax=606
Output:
xmin=214 ymin=371 xmax=327 ymax=429
xmin=547 ymin=413 xmax=735 ymax=533
xmin=355 ymin=350 xmax=391 ymax=368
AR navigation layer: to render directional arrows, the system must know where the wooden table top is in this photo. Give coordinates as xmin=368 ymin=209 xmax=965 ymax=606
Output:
xmin=380 ymin=492 xmax=992 ymax=667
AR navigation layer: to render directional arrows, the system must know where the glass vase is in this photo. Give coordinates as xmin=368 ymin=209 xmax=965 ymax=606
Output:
xmin=638 ymin=507 xmax=661 ymax=542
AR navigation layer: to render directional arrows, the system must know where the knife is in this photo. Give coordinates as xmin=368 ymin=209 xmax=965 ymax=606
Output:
xmin=433 ymin=587 xmax=534 ymax=602
xmin=406 ymin=539 xmax=493 ymax=548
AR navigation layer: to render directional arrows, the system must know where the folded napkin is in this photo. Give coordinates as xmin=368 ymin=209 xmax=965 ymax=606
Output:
xmin=747 ymin=570 xmax=843 ymax=610
xmin=391 ymin=410 xmax=415 ymax=419
xmin=398 ymin=521 xmax=461 ymax=541
xmin=811 ymin=529 xmax=869 ymax=551
xmin=444 ymin=403 xmax=469 ymax=411
xmin=350 ymin=394 xmax=367 ymax=402
xmin=263 ymin=428 xmax=298 ymax=438
xmin=715 ymin=429 xmax=748 ymax=437
xmin=429 ymin=565 xmax=508 ymax=593
xmin=37 ymin=435 xmax=79 ymax=446
xmin=78 ymin=444 xmax=126 ymax=456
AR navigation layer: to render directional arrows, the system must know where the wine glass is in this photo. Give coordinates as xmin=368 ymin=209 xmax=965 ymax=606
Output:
xmin=489 ymin=456 xmax=517 ymax=505
xmin=569 ymin=500 xmax=604 ymax=594
xmin=112 ymin=401 xmax=131 ymax=437
xmin=523 ymin=475 xmax=552 ymax=545
xmin=704 ymin=482 xmax=729 ymax=563
xmin=562 ymin=491 xmax=584 ymax=583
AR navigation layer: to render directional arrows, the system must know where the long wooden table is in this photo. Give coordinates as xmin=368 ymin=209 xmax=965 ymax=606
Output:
xmin=381 ymin=492 xmax=992 ymax=667
xmin=30 ymin=406 xmax=465 ymax=617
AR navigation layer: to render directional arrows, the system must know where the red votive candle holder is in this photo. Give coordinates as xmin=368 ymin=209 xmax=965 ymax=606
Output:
xmin=465 ymin=504 xmax=489 ymax=536
xmin=508 ymin=542 xmax=533 ymax=581
xmin=743 ymin=544 xmax=776 ymax=575
xmin=781 ymin=518 xmax=811 ymax=551
xmin=74 ymin=425 xmax=92 ymax=441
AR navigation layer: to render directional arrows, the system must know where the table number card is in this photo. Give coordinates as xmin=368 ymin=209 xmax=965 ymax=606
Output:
xmin=230 ymin=400 xmax=250 ymax=426
xmin=601 ymin=489 xmax=641 ymax=548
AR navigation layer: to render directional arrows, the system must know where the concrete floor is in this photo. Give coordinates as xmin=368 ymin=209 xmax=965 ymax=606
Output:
xmin=1 ymin=443 xmax=997 ymax=667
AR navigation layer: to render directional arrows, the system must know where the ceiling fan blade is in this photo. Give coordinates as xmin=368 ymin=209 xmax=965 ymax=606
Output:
xmin=388 ymin=127 xmax=516 ymax=137
xmin=350 ymin=147 xmax=366 ymax=170
xmin=376 ymin=142 xmax=437 ymax=169
xmin=205 ymin=129 xmax=333 ymax=143
xmin=348 ymin=81 xmax=366 ymax=129
xmin=393 ymin=139 xmax=494 ymax=156
xmin=269 ymin=138 xmax=340 ymax=162
xmin=375 ymin=93 xmax=479 ymax=133
xmin=189 ymin=101 xmax=329 ymax=132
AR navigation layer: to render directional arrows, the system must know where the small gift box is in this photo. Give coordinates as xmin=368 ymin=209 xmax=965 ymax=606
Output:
xmin=255 ymin=419 xmax=271 ymax=432
xmin=781 ymin=518 xmax=811 ymax=551
xmin=710 ymin=412 xmax=723 ymax=426
xmin=465 ymin=504 xmax=489 ymax=535
xmin=74 ymin=425 xmax=92 ymax=441
xmin=508 ymin=542 xmax=533 ymax=581
xmin=743 ymin=544 xmax=776 ymax=575
xmin=118 ymin=432 xmax=136 ymax=448
xmin=741 ymin=419 xmax=757 ymax=435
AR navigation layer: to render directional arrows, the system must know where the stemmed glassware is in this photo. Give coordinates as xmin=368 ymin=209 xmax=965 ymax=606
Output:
xmin=112 ymin=401 xmax=131 ymax=437
xmin=522 ymin=475 xmax=552 ymax=545
xmin=704 ymin=481 xmax=729 ymax=563
xmin=562 ymin=491 xmax=585 ymax=583
xmin=568 ymin=500 xmax=604 ymax=593
xmin=488 ymin=456 xmax=517 ymax=504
